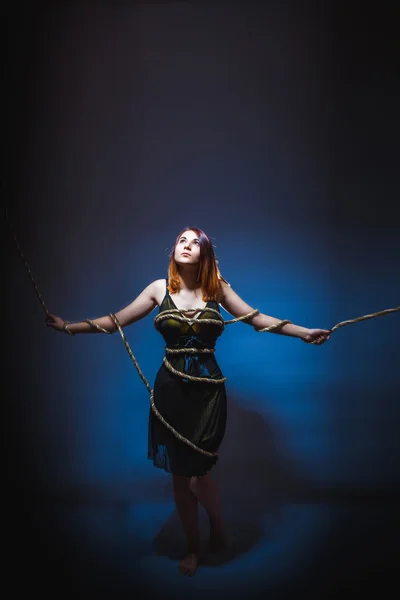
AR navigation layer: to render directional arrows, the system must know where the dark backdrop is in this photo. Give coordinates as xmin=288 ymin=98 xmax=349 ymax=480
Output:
xmin=6 ymin=2 xmax=399 ymax=599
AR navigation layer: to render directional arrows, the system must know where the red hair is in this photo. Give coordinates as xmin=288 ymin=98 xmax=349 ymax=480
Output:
xmin=167 ymin=227 xmax=229 ymax=301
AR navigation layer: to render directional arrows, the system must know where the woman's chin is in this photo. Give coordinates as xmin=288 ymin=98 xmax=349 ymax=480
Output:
xmin=176 ymin=261 xmax=199 ymax=268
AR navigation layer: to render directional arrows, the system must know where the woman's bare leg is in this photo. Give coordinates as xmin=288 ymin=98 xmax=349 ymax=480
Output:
xmin=190 ymin=473 xmax=227 ymax=553
xmin=172 ymin=474 xmax=202 ymax=576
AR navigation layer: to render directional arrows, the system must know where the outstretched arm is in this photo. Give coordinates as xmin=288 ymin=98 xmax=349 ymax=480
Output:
xmin=219 ymin=282 xmax=331 ymax=344
xmin=46 ymin=279 xmax=164 ymax=335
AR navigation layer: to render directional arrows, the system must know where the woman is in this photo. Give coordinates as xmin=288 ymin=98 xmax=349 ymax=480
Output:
xmin=46 ymin=226 xmax=331 ymax=576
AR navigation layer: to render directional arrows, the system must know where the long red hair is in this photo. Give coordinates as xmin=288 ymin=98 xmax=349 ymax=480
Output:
xmin=167 ymin=227 xmax=229 ymax=301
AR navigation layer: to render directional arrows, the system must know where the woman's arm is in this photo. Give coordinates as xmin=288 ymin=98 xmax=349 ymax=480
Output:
xmin=219 ymin=282 xmax=330 ymax=343
xmin=46 ymin=279 xmax=165 ymax=335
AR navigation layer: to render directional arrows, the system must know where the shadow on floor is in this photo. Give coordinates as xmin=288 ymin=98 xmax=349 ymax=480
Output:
xmin=151 ymin=391 xmax=307 ymax=565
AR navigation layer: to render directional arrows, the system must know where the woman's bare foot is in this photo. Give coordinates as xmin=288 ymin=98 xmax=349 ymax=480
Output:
xmin=178 ymin=552 xmax=200 ymax=576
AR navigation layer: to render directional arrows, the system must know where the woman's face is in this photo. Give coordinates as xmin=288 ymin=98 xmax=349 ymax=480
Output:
xmin=174 ymin=230 xmax=201 ymax=266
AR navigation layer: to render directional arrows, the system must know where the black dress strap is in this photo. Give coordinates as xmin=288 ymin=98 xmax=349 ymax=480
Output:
xmin=158 ymin=278 xmax=169 ymax=312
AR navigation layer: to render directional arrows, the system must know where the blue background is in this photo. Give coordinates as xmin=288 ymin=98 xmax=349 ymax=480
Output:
xmin=7 ymin=2 xmax=399 ymax=599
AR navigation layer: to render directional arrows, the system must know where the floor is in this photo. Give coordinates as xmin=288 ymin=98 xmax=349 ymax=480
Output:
xmin=9 ymin=472 xmax=399 ymax=600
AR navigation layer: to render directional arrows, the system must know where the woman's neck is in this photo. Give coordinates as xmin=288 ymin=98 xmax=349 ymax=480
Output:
xmin=177 ymin=266 xmax=200 ymax=291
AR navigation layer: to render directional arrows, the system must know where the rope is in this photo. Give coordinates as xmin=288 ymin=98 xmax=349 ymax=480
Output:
xmin=330 ymin=307 xmax=400 ymax=331
xmin=9 ymin=221 xmax=400 ymax=458
xmin=107 ymin=304 xmax=400 ymax=457
xmin=8 ymin=221 xmax=50 ymax=318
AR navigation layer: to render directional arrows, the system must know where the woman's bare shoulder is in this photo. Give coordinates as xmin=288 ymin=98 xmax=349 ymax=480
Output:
xmin=217 ymin=279 xmax=231 ymax=303
xmin=151 ymin=278 xmax=167 ymax=287
xmin=149 ymin=278 xmax=168 ymax=305
xmin=219 ymin=280 xmax=231 ymax=289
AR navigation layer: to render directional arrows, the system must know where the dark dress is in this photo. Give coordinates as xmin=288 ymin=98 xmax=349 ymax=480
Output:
xmin=148 ymin=280 xmax=227 ymax=476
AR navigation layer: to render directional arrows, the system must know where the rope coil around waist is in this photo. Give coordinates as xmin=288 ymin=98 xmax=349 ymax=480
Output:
xmin=164 ymin=346 xmax=225 ymax=384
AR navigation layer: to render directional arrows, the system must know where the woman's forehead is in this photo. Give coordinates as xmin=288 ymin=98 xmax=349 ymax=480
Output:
xmin=179 ymin=230 xmax=198 ymax=239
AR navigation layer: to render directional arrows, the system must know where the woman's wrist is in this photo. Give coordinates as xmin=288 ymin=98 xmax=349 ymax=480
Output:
xmin=293 ymin=325 xmax=310 ymax=340
xmin=297 ymin=326 xmax=310 ymax=340
xmin=281 ymin=323 xmax=309 ymax=339
xmin=63 ymin=321 xmax=75 ymax=336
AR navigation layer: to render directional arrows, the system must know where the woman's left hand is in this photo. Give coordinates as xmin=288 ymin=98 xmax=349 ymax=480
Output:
xmin=302 ymin=328 xmax=331 ymax=345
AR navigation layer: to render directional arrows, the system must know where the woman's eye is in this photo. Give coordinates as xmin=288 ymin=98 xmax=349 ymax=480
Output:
xmin=179 ymin=239 xmax=199 ymax=245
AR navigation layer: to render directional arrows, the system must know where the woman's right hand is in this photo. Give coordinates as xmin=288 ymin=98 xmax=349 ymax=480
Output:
xmin=45 ymin=313 xmax=65 ymax=332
